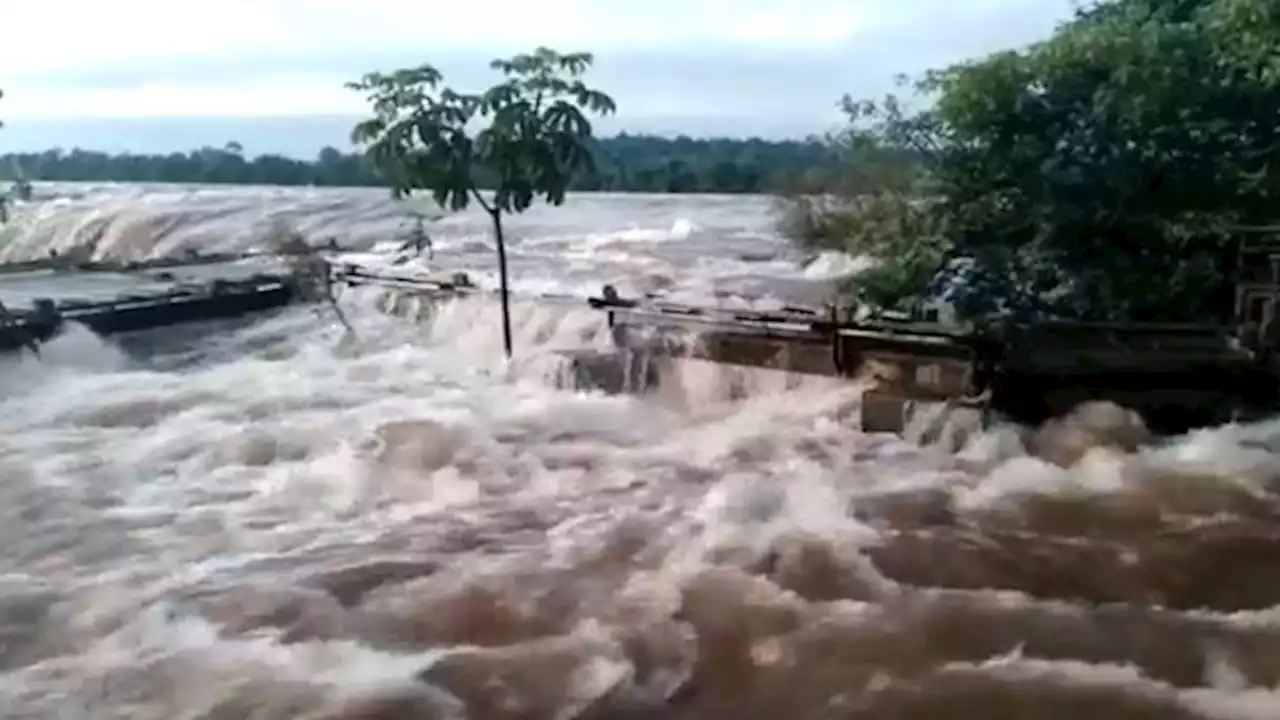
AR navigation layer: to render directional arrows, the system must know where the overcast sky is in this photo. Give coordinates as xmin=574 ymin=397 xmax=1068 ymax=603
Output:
xmin=0 ymin=0 xmax=1077 ymax=156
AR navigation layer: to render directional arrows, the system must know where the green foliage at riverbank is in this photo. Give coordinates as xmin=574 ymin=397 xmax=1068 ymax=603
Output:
xmin=783 ymin=0 xmax=1280 ymax=321
xmin=0 ymin=134 xmax=839 ymax=194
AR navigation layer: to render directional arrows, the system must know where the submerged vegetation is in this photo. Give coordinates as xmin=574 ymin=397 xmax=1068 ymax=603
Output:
xmin=781 ymin=0 xmax=1280 ymax=322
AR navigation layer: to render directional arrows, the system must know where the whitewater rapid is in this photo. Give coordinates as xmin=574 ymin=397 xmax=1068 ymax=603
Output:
xmin=1 ymin=185 xmax=1279 ymax=719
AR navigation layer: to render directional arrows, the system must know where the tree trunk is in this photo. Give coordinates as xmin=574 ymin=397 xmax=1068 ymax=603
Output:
xmin=491 ymin=208 xmax=514 ymax=358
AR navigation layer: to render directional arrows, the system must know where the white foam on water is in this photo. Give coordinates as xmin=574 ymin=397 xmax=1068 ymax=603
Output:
xmin=0 ymin=186 xmax=1278 ymax=718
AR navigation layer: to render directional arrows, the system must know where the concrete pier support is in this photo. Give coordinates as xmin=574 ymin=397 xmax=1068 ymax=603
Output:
xmin=555 ymin=347 xmax=851 ymax=409
xmin=556 ymin=348 xmax=661 ymax=395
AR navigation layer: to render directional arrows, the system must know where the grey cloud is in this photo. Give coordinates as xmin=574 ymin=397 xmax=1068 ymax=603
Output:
xmin=1 ymin=1 xmax=1074 ymax=154
xmin=15 ymin=0 xmax=1069 ymax=93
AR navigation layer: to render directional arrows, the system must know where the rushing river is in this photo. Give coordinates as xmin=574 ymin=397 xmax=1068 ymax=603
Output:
xmin=0 ymin=184 xmax=1279 ymax=719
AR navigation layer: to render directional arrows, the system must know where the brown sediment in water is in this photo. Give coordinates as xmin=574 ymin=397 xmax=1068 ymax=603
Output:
xmin=251 ymin=466 xmax=1280 ymax=720
xmin=8 ymin=198 xmax=1280 ymax=718
xmin=307 ymin=553 xmax=1280 ymax=719
xmin=16 ymin=398 xmax=1280 ymax=720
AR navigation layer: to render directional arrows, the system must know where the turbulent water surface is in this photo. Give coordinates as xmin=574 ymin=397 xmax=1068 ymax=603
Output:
xmin=2 ymin=184 xmax=1280 ymax=719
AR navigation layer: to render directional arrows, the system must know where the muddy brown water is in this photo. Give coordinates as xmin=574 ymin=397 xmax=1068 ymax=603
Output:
xmin=0 ymin=187 xmax=1277 ymax=719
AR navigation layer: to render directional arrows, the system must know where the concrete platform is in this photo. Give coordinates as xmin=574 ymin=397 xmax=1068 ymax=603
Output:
xmin=0 ymin=267 xmax=300 ymax=354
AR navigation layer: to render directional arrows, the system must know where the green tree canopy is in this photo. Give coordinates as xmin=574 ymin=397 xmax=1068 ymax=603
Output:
xmin=786 ymin=0 xmax=1280 ymax=322
xmin=0 ymin=136 xmax=839 ymax=194
xmin=348 ymin=47 xmax=617 ymax=356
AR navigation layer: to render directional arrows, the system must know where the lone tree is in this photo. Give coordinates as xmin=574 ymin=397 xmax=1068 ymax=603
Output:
xmin=347 ymin=47 xmax=617 ymax=357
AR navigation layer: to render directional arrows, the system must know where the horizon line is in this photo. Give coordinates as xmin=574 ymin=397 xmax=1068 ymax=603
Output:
xmin=0 ymin=128 xmax=834 ymax=158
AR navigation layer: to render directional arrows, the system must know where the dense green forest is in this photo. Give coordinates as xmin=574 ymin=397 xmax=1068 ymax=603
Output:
xmin=0 ymin=134 xmax=840 ymax=194
xmin=783 ymin=0 xmax=1280 ymax=322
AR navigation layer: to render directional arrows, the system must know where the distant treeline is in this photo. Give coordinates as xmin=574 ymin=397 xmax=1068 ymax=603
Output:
xmin=0 ymin=134 xmax=842 ymax=194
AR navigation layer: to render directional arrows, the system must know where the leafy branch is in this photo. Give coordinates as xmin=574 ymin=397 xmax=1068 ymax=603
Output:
xmin=781 ymin=0 xmax=1280 ymax=323
xmin=347 ymin=47 xmax=616 ymax=356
